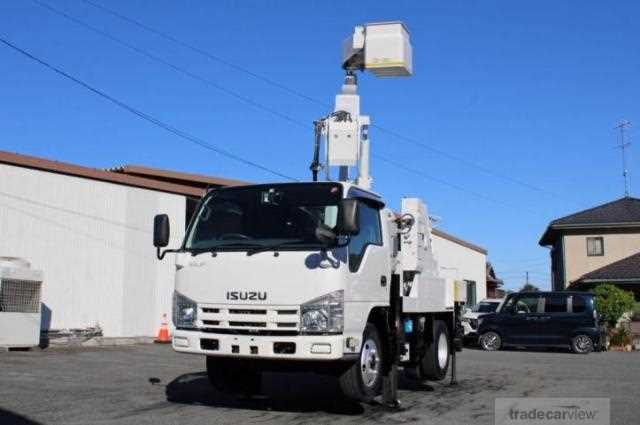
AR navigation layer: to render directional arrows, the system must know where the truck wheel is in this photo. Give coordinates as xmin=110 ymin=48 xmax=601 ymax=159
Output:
xmin=420 ymin=320 xmax=450 ymax=381
xmin=206 ymin=357 xmax=262 ymax=396
xmin=570 ymin=334 xmax=593 ymax=354
xmin=339 ymin=323 xmax=384 ymax=402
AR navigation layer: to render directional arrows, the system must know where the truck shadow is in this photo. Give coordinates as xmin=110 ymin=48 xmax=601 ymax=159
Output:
xmin=0 ymin=408 xmax=43 ymax=425
xmin=165 ymin=371 xmax=366 ymax=415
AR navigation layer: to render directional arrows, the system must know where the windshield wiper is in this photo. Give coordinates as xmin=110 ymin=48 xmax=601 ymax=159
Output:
xmin=188 ymin=241 xmax=262 ymax=257
xmin=246 ymin=240 xmax=305 ymax=256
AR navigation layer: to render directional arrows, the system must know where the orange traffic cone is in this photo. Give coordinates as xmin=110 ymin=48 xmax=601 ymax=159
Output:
xmin=155 ymin=314 xmax=171 ymax=344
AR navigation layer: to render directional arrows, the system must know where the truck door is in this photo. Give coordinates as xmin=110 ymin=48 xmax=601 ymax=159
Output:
xmin=347 ymin=200 xmax=389 ymax=302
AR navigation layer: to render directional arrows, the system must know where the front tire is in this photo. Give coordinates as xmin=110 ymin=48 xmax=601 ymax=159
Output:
xmin=420 ymin=320 xmax=451 ymax=381
xmin=206 ymin=357 xmax=262 ymax=396
xmin=479 ymin=331 xmax=502 ymax=351
xmin=339 ymin=323 xmax=384 ymax=402
xmin=571 ymin=334 xmax=593 ymax=354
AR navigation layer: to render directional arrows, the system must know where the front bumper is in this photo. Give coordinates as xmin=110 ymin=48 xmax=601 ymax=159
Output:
xmin=172 ymin=329 xmax=356 ymax=361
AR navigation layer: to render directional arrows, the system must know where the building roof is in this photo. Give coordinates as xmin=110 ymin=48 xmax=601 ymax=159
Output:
xmin=2 ymin=150 xmax=488 ymax=254
xmin=109 ymin=165 xmax=247 ymax=189
xmin=0 ymin=150 xmax=204 ymax=197
xmin=576 ymin=252 xmax=640 ymax=283
xmin=539 ymin=197 xmax=640 ymax=245
xmin=432 ymin=228 xmax=487 ymax=255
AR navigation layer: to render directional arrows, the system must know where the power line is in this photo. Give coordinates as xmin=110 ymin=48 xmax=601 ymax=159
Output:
xmin=80 ymin=0 xmax=326 ymax=109
xmin=26 ymin=1 xmax=555 ymax=217
xmin=0 ymin=36 xmax=298 ymax=182
xmin=31 ymin=0 xmax=309 ymax=132
xmin=11 ymin=2 xmax=543 ymax=217
xmin=372 ymin=154 xmax=546 ymax=218
xmin=79 ymin=0 xmax=579 ymax=205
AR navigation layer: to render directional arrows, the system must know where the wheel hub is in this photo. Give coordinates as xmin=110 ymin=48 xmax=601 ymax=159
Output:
xmin=437 ymin=333 xmax=449 ymax=368
xmin=360 ymin=338 xmax=380 ymax=388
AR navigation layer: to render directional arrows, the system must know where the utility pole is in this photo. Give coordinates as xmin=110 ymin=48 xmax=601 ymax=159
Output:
xmin=526 ymin=271 xmax=529 ymax=285
xmin=615 ymin=120 xmax=632 ymax=197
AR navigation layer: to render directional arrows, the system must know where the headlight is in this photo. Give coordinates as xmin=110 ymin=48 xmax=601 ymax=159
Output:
xmin=173 ymin=291 xmax=197 ymax=329
xmin=300 ymin=290 xmax=343 ymax=334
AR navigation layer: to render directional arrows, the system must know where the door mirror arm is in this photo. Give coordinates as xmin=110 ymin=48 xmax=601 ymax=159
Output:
xmin=156 ymin=247 xmax=182 ymax=261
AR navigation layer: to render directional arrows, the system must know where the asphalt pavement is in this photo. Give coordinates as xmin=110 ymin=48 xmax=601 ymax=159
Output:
xmin=1 ymin=344 xmax=638 ymax=425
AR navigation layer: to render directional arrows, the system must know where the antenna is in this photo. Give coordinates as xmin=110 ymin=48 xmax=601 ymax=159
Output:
xmin=614 ymin=120 xmax=632 ymax=197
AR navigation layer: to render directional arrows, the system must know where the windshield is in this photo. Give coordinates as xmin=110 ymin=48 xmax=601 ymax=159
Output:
xmin=472 ymin=301 xmax=500 ymax=313
xmin=184 ymin=183 xmax=342 ymax=251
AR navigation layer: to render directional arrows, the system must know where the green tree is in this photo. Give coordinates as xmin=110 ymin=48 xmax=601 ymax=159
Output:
xmin=593 ymin=284 xmax=635 ymax=328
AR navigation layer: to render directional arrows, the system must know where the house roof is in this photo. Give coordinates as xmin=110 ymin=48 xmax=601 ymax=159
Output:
xmin=539 ymin=197 xmax=640 ymax=246
xmin=575 ymin=252 xmax=640 ymax=283
xmin=432 ymin=228 xmax=487 ymax=255
xmin=0 ymin=150 xmax=205 ymax=197
xmin=109 ymin=165 xmax=247 ymax=189
xmin=486 ymin=262 xmax=504 ymax=286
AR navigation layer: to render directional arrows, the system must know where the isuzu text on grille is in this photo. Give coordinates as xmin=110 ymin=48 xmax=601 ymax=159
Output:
xmin=226 ymin=291 xmax=267 ymax=301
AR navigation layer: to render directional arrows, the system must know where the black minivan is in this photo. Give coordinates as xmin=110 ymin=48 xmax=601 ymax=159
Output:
xmin=477 ymin=291 xmax=601 ymax=354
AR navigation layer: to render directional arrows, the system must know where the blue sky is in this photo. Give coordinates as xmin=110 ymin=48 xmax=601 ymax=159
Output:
xmin=1 ymin=1 xmax=639 ymax=291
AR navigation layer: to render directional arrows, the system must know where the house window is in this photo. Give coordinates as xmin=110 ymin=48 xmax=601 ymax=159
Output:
xmin=586 ymin=237 xmax=604 ymax=256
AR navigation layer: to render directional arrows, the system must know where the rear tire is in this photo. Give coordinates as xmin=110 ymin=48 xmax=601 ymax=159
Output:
xmin=206 ymin=357 xmax=262 ymax=396
xmin=419 ymin=320 xmax=450 ymax=381
xmin=339 ymin=323 xmax=384 ymax=402
xmin=479 ymin=331 xmax=502 ymax=351
xmin=571 ymin=334 xmax=593 ymax=354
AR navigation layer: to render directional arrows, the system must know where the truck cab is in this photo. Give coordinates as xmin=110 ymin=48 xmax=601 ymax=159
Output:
xmin=167 ymin=181 xmax=390 ymax=358
xmin=155 ymin=181 xmax=408 ymax=399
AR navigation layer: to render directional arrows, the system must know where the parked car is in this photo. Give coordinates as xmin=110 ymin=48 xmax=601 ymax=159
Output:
xmin=477 ymin=291 xmax=601 ymax=354
xmin=462 ymin=298 xmax=504 ymax=339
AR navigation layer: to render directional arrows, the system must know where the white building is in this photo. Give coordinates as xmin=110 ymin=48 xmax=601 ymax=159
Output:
xmin=432 ymin=228 xmax=487 ymax=305
xmin=0 ymin=150 xmax=489 ymax=339
xmin=0 ymin=151 xmax=239 ymax=338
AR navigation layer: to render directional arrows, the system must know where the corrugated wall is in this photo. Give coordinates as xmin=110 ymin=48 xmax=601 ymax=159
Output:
xmin=0 ymin=164 xmax=185 ymax=337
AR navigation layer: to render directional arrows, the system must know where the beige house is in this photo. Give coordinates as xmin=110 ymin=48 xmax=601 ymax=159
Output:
xmin=539 ymin=197 xmax=640 ymax=300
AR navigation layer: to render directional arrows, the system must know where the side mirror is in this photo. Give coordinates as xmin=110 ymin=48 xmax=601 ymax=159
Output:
xmin=337 ymin=199 xmax=360 ymax=235
xmin=315 ymin=225 xmax=337 ymax=246
xmin=153 ymin=214 xmax=170 ymax=248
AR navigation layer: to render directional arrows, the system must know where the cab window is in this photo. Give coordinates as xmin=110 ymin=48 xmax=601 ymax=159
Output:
xmin=348 ymin=201 xmax=382 ymax=272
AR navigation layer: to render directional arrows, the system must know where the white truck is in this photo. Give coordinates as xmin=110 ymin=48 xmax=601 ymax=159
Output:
xmin=153 ymin=22 xmax=463 ymax=406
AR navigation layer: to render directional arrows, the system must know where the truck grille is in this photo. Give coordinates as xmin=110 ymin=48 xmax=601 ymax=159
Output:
xmin=198 ymin=305 xmax=299 ymax=334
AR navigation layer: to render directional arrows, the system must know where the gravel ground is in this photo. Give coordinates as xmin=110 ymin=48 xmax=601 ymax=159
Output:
xmin=1 ymin=344 xmax=638 ymax=425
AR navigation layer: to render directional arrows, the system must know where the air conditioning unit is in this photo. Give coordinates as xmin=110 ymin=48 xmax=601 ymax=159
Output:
xmin=0 ymin=257 xmax=43 ymax=349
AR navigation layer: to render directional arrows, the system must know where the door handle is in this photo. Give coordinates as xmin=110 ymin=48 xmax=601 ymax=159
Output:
xmin=380 ymin=276 xmax=387 ymax=287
